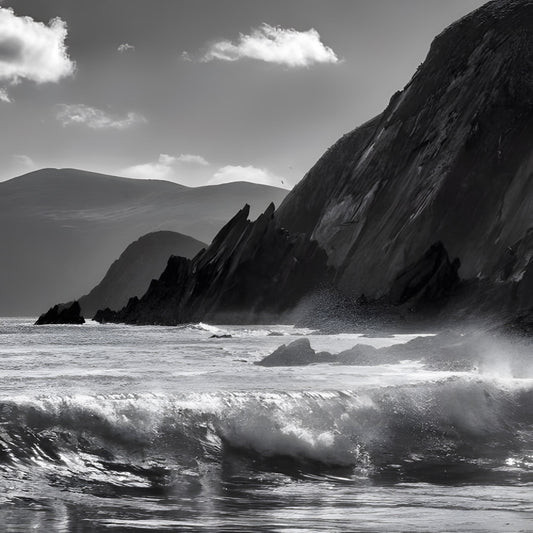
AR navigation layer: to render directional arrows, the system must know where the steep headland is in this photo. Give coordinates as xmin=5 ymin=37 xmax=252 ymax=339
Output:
xmin=276 ymin=0 xmax=533 ymax=306
xmin=77 ymin=0 xmax=533 ymax=329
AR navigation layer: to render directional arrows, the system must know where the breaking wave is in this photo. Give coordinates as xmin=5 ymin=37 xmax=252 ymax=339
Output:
xmin=179 ymin=322 xmax=313 ymax=337
xmin=1 ymin=378 xmax=532 ymax=494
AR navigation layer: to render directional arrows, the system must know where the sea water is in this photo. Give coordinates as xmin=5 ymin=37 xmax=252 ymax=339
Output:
xmin=0 ymin=318 xmax=531 ymax=532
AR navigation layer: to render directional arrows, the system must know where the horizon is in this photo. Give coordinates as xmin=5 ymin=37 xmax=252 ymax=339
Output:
xmin=2 ymin=166 xmax=292 ymax=190
xmin=0 ymin=0 xmax=486 ymax=187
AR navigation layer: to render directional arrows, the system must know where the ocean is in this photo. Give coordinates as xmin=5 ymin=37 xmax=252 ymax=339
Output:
xmin=0 ymin=318 xmax=531 ymax=532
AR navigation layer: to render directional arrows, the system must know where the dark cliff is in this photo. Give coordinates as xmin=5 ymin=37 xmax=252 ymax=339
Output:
xmin=97 ymin=0 xmax=533 ymax=327
xmin=78 ymin=231 xmax=206 ymax=316
xmin=277 ymin=0 xmax=533 ymax=310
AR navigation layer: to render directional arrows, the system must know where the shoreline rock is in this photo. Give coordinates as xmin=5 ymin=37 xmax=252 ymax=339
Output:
xmin=256 ymin=338 xmax=337 ymax=367
xmin=256 ymin=333 xmax=479 ymax=371
xmin=35 ymin=301 xmax=85 ymax=325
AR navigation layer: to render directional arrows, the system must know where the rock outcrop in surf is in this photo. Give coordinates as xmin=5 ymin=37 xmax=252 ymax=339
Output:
xmin=256 ymin=338 xmax=336 ymax=367
xmin=257 ymin=330 xmax=532 ymax=373
xmin=35 ymin=301 xmax=85 ymax=325
xmin=256 ymin=334 xmax=469 ymax=368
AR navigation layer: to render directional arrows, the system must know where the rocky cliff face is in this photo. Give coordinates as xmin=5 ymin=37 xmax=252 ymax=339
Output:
xmin=277 ymin=0 xmax=533 ymax=312
xmin=95 ymin=204 xmax=330 ymax=325
xmin=95 ymin=0 xmax=532 ymax=328
xmin=78 ymin=231 xmax=206 ymax=316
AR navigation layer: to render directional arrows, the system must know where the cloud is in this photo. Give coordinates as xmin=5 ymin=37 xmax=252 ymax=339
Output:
xmin=121 ymin=153 xmax=209 ymax=181
xmin=117 ymin=43 xmax=135 ymax=53
xmin=56 ymin=104 xmax=146 ymax=130
xmin=208 ymin=165 xmax=284 ymax=187
xmin=0 ymin=87 xmax=10 ymax=102
xmin=0 ymin=7 xmax=75 ymax=86
xmin=200 ymin=24 xmax=339 ymax=67
xmin=175 ymin=153 xmax=209 ymax=166
xmin=157 ymin=154 xmax=176 ymax=166
xmin=122 ymin=157 xmax=174 ymax=181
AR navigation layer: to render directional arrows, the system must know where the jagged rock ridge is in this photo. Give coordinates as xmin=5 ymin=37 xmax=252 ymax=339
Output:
xmin=95 ymin=204 xmax=330 ymax=325
xmin=78 ymin=231 xmax=206 ymax=316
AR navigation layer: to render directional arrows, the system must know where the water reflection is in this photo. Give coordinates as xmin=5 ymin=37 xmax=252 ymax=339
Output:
xmin=2 ymin=476 xmax=532 ymax=532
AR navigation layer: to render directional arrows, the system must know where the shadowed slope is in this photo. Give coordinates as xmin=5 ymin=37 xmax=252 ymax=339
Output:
xmin=78 ymin=231 xmax=206 ymax=316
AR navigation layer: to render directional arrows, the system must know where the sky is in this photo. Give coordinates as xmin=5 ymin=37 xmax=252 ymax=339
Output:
xmin=0 ymin=0 xmax=487 ymax=188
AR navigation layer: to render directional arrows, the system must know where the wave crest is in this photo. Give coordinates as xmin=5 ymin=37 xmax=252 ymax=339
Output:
xmin=0 ymin=378 xmax=531 ymax=488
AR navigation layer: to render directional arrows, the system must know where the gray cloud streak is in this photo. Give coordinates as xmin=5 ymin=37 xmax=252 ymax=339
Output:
xmin=56 ymin=104 xmax=147 ymax=130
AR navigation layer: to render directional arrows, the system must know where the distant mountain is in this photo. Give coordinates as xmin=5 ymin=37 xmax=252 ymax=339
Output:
xmin=78 ymin=231 xmax=206 ymax=316
xmin=96 ymin=0 xmax=533 ymax=329
xmin=0 ymin=168 xmax=287 ymax=315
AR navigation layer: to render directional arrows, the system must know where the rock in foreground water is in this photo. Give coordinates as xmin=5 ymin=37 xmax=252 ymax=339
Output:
xmin=256 ymin=338 xmax=336 ymax=367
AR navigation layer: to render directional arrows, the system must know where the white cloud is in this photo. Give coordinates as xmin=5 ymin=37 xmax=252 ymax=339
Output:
xmin=122 ymin=153 xmax=210 ymax=181
xmin=158 ymin=154 xmax=176 ymax=166
xmin=208 ymin=165 xmax=284 ymax=187
xmin=175 ymin=153 xmax=209 ymax=166
xmin=56 ymin=104 xmax=146 ymax=130
xmin=200 ymin=24 xmax=339 ymax=67
xmin=0 ymin=7 xmax=75 ymax=86
xmin=122 ymin=158 xmax=174 ymax=180
xmin=117 ymin=43 xmax=135 ymax=53
xmin=0 ymin=87 xmax=10 ymax=102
